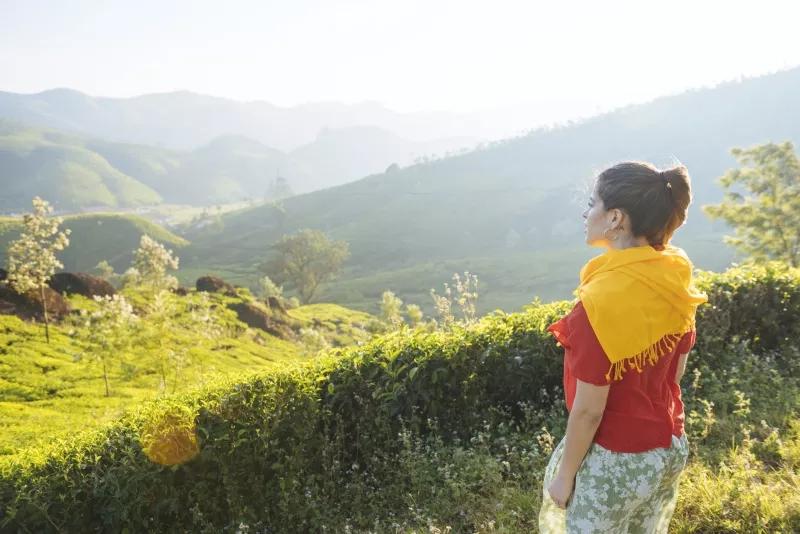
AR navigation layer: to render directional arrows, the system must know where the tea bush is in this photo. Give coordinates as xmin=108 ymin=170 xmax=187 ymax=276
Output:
xmin=1 ymin=261 xmax=799 ymax=532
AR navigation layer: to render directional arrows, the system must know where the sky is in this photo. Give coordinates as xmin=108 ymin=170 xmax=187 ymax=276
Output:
xmin=2 ymin=0 xmax=800 ymax=122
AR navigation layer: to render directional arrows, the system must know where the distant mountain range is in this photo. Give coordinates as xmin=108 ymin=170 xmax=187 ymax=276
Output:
xmin=0 ymin=120 xmax=476 ymax=210
xmin=181 ymin=65 xmax=800 ymax=312
xmin=2 ymin=66 xmax=800 ymax=313
xmin=0 ymin=88 xmax=482 ymax=151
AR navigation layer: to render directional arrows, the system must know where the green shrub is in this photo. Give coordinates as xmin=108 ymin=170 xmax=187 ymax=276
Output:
xmin=1 ymin=261 xmax=799 ymax=532
xmin=694 ymin=261 xmax=800 ymax=358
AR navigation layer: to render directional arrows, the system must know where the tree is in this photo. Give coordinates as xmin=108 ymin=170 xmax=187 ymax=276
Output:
xmin=82 ymin=294 xmax=139 ymax=396
xmin=94 ymin=260 xmax=120 ymax=288
xmin=380 ymin=290 xmax=404 ymax=329
xmin=257 ymin=275 xmax=284 ymax=300
xmin=405 ymin=304 xmax=424 ymax=327
xmin=703 ymin=142 xmax=800 ymax=267
xmin=6 ymin=197 xmax=71 ymax=343
xmin=132 ymin=234 xmax=180 ymax=290
xmin=298 ymin=327 xmax=330 ymax=357
xmin=267 ymin=175 xmax=293 ymax=201
xmin=143 ymin=289 xmax=181 ymax=393
xmin=188 ymin=291 xmax=224 ymax=382
xmin=263 ymin=229 xmax=349 ymax=304
xmin=94 ymin=260 xmax=115 ymax=280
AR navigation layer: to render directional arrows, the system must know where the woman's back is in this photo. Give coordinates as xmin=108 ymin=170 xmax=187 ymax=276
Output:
xmin=548 ymin=299 xmax=697 ymax=452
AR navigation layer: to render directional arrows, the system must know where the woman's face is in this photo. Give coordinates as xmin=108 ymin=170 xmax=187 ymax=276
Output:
xmin=582 ymin=182 xmax=618 ymax=247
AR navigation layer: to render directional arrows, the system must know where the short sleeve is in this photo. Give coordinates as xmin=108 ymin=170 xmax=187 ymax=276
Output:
xmin=550 ymin=301 xmax=611 ymax=386
xmin=546 ymin=313 xmax=571 ymax=349
xmin=675 ymin=330 xmax=696 ymax=355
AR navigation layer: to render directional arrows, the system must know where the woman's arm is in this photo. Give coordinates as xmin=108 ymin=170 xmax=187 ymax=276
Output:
xmin=547 ymin=379 xmax=610 ymax=508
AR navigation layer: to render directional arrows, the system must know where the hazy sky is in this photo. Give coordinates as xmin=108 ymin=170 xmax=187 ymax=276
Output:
xmin=2 ymin=0 xmax=799 ymax=120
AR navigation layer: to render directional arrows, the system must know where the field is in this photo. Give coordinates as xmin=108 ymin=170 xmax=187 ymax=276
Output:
xmin=0 ymin=288 xmax=372 ymax=457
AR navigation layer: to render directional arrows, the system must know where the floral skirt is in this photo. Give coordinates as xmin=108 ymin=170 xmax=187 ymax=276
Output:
xmin=539 ymin=434 xmax=689 ymax=533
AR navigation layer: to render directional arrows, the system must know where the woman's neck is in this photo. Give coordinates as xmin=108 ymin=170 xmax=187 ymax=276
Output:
xmin=608 ymin=234 xmax=653 ymax=250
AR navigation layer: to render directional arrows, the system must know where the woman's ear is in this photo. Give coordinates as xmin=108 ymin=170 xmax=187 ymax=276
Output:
xmin=606 ymin=207 xmax=621 ymax=228
xmin=613 ymin=208 xmax=628 ymax=229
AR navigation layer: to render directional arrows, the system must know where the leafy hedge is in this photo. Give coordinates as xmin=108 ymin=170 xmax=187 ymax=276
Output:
xmin=1 ymin=261 xmax=799 ymax=532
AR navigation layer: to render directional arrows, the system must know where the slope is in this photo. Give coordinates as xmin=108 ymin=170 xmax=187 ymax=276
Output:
xmin=0 ymin=120 xmax=162 ymax=210
xmin=0 ymin=212 xmax=189 ymax=274
xmin=182 ymin=66 xmax=800 ymax=313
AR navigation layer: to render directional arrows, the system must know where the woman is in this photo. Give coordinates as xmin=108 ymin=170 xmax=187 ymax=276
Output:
xmin=538 ymin=162 xmax=709 ymax=533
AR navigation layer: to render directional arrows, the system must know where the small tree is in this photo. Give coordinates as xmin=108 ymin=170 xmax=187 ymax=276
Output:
xmin=258 ymin=275 xmax=284 ymax=300
xmin=6 ymin=197 xmax=71 ymax=343
xmin=120 ymin=267 xmax=141 ymax=288
xmin=94 ymin=260 xmax=121 ymax=288
xmin=405 ymin=304 xmax=424 ymax=328
xmin=82 ymin=294 xmax=139 ymax=396
xmin=144 ymin=289 xmax=182 ymax=393
xmin=703 ymin=141 xmax=800 ymax=267
xmin=188 ymin=291 xmax=224 ymax=382
xmin=380 ymin=290 xmax=404 ymax=330
xmin=133 ymin=235 xmax=180 ymax=291
xmin=263 ymin=229 xmax=350 ymax=304
xmin=299 ymin=327 xmax=330 ymax=357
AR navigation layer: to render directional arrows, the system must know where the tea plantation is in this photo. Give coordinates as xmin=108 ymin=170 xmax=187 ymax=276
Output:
xmin=1 ymin=261 xmax=799 ymax=532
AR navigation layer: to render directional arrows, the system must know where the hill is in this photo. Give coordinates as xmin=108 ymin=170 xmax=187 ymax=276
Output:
xmin=0 ymin=286 xmax=373 ymax=457
xmin=182 ymin=66 xmax=800 ymax=313
xmin=89 ymin=134 xmax=310 ymax=205
xmin=0 ymin=120 xmax=162 ymax=210
xmin=0 ymin=212 xmax=188 ymax=273
xmin=0 ymin=88 xmax=481 ymax=154
xmin=290 ymin=126 xmax=477 ymax=192
xmin=0 ymin=120 xmax=474 ymax=210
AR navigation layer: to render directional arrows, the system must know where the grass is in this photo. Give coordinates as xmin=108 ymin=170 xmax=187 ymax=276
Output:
xmin=0 ymin=288 xmax=373 ymax=458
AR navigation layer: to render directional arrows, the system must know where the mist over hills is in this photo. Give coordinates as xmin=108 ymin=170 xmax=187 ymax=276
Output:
xmin=0 ymin=120 xmax=473 ymax=210
xmin=2 ymin=66 xmax=799 ymax=312
xmin=182 ymin=66 xmax=800 ymax=312
xmin=0 ymin=88 xmax=482 ymax=152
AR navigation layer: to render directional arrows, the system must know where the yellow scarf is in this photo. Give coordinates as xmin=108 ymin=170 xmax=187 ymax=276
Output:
xmin=574 ymin=243 xmax=709 ymax=381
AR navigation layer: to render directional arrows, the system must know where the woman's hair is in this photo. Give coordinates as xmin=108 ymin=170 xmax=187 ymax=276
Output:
xmin=596 ymin=161 xmax=692 ymax=247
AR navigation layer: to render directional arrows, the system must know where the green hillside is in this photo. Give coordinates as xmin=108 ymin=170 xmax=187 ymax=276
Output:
xmin=0 ymin=120 xmax=162 ymax=210
xmin=89 ymin=135 xmax=312 ymax=205
xmin=0 ymin=116 xmax=472 ymax=210
xmin=183 ymin=67 xmax=800 ymax=312
xmin=0 ymin=121 xmax=302 ymax=210
xmin=0 ymin=212 xmax=188 ymax=273
xmin=0 ymin=287 xmax=373 ymax=457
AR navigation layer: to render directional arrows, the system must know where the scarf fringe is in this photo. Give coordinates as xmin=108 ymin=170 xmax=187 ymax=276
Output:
xmin=604 ymin=332 xmax=686 ymax=382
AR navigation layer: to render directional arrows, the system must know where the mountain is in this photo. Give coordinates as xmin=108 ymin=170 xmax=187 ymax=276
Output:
xmin=0 ymin=88 xmax=483 ymax=152
xmin=289 ymin=126 xmax=476 ymax=192
xmin=88 ymin=134 xmax=306 ymax=205
xmin=181 ymin=66 xmax=800 ymax=313
xmin=0 ymin=122 xmax=302 ymax=209
xmin=0 ymin=118 xmax=478 ymax=210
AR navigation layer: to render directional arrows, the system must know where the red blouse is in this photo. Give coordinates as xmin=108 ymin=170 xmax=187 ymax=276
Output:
xmin=547 ymin=300 xmax=697 ymax=453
